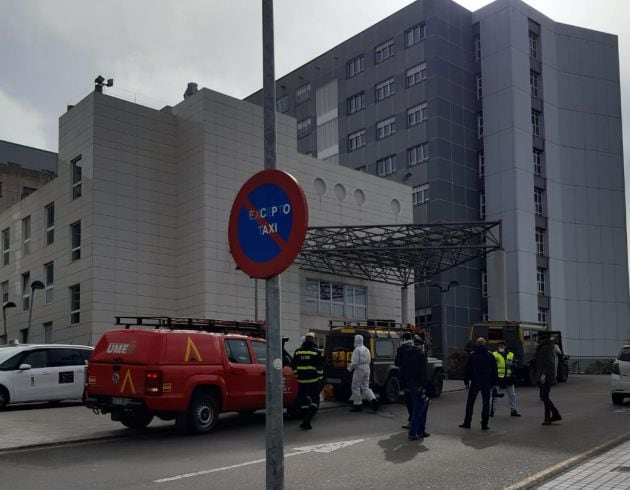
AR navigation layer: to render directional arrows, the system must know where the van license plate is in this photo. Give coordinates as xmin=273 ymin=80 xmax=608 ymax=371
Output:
xmin=326 ymin=378 xmax=341 ymax=384
xmin=112 ymin=397 xmax=131 ymax=405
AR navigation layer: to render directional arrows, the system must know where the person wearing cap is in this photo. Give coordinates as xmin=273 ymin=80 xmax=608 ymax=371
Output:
xmin=348 ymin=334 xmax=379 ymax=412
xmin=536 ymin=333 xmax=562 ymax=425
xmin=459 ymin=337 xmax=497 ymax=431
xmin=395 ymin=331 xmax=415 ymax=428
xmin=491 ymin=340 xmax=521 ymax=417
xmin=292 ymin=332 xmax=324 ymax=430
xmin=401 ymin=335 xmax=431 ymax=440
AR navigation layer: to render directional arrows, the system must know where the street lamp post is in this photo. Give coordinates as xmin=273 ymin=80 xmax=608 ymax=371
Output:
xmin=27 ymin=281 xmax=45 ymax=334
xmin=2 ymin=301 xmax=16 ymax=342
xmin=430 ymin=280 xmax=459 ymax=366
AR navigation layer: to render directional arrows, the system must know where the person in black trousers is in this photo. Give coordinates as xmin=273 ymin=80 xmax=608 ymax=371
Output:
xmin=459 ymin=337 xmax=498 ymax=431
xmin=401 ymin=336 xmax=430 ymax=440
xmin=395 ymin=331 xmax=414 ymax=428
xmin=536 ymin=334 xmax=562 ymax=425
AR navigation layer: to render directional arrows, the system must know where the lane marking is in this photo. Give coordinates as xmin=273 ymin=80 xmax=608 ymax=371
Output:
xmin=153 ymin=438 xmax=366 ymax=483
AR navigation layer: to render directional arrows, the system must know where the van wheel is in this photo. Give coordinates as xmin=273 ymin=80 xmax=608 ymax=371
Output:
xmin=121 ymin=409 xmax=154 ymax=429
xmin=0 ymin=386 xmax=9 ymax=409
xmin=612 ymin=394 xmax=625 ymax=405
xmin=383 ymin=375 xmax=401 ymax=403
xmin=187 ymin=394 xmax=219 ymax=434
xmin=429 ymin=371 xmax=444 ymax=398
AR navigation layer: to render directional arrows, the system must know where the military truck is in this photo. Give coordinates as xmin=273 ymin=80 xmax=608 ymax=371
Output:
xmin=468 ymin=321 xmax=569 ymax=385
xmin=322 ymin=320 xmax=444 ymax=403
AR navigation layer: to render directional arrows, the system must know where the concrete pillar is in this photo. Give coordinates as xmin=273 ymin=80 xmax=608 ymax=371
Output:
xmin=487 ymin=249 xmax=507 ymax=320
xmin=401 ymin=285 xmax=409 ymax=324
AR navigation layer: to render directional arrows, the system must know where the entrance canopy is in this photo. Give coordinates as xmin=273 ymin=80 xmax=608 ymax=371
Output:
xmin=297 ymin=221 xmax=501 ymax=286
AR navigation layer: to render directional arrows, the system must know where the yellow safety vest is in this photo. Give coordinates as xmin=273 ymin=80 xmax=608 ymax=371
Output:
xmin=493 ymin=351 xmax=514 ymax=378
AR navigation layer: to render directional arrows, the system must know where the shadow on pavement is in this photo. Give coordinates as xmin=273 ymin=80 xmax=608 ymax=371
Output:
xmin=378 ymin=432 xmax=428 ymax=464
xmin=2 ymin=401 xmax=84 ymax=412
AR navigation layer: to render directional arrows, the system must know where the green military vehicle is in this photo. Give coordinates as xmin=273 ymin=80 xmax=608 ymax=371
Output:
xmin=322 ymin=320 xmax=445 ymax=403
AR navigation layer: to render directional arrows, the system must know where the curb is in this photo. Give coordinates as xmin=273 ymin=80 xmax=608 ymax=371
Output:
xmin=506 ymin=432 xmax=630 ymax=489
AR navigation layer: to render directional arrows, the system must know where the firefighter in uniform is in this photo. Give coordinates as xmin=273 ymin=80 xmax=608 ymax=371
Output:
xmin=491 ymin=340 xmax=521 ymax=417
xmin=292 ymin=332 xmax=324 ymax=430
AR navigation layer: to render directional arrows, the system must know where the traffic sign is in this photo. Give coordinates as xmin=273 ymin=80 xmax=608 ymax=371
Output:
xmin=228 ymin=169 xmax=308 ymax=278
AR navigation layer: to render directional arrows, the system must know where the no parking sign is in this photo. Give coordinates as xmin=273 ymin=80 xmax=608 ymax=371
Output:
xmin=228 ymin=169 xmax=308 ymax=278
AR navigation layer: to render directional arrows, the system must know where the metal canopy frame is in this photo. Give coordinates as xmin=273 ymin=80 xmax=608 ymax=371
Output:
xmin=297 ymin=221 xmax=501 ymax=286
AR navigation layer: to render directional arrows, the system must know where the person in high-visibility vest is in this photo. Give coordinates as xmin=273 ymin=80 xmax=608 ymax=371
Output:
xmin=292 ymin=332 xmax=324 ymax=430
xmin=491 ymin=340 xmax=521 ymax=417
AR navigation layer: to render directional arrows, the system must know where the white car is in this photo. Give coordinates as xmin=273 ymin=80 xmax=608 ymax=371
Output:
xmin=611 ymin=344 xmax=630 ymax=405
xmin=0 ymin=343 xmax=93 ymax=409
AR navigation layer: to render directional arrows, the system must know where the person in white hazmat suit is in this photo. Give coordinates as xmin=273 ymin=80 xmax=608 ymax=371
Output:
xmin=348 ymin=335 xmax=379 ymax=412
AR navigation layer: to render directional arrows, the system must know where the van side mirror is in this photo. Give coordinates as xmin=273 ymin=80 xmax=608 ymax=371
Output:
xmin=19 ymin=363 xmax=32 ymax=371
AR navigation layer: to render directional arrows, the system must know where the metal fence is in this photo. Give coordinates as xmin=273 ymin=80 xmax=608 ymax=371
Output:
xmin=569 ymin=357 xmax=615 ymax=375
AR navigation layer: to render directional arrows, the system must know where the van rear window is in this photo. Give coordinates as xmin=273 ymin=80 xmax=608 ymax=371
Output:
xmin=618 ymin=348 xmax=630 ymax=362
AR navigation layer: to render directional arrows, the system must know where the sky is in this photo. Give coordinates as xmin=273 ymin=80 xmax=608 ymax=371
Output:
xmin=0 ymin=0 xmax=628 ymax=207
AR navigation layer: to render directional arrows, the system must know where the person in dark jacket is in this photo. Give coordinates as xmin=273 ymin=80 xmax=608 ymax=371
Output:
xmin=395 ymin=332 xmax=414 ymax=428
xmin=536 ymin=334 xmax=562 ymax=425
xmin=292 ymin=332 xmax=324 ymax=430
xmin=459 ymin=337 xmax=498 ymax=430
xmin=401 ymin=336 xmax=430 ymax=440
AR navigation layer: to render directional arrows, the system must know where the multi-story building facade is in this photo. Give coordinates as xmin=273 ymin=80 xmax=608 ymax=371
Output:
xmin=246 ymin=0 xmax=628 ymax=357
xmin=0 ymin=140 xmax=57 ymax=212
xmin=0 ymin=88 xmax=412 ymax=349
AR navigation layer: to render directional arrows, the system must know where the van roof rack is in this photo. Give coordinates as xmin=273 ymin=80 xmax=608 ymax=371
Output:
xmin=115 ymin=316 xmax=267 ymax=337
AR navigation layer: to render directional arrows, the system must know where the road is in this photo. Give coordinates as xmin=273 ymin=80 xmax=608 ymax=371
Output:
xmin=0 ymin=375 xmax=628 ymax=489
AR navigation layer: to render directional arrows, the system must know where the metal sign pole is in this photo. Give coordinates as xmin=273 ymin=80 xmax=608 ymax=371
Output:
xmin=262 ymin=0 xmax=284 ymax=488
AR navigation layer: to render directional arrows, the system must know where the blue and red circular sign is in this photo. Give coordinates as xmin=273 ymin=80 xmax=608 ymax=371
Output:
xmin=228 ymin=169 xmax=308 ymax=279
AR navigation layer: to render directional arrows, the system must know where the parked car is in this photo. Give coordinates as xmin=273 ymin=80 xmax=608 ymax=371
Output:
xmin=611 ymin=345 xmax=630 ymax=405
xmin=0 ymin=343 xmax=93 ymax=409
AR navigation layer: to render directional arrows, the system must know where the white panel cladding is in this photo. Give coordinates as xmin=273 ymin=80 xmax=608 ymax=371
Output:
xmin=315 ymin=80 xmax=338 ymax=126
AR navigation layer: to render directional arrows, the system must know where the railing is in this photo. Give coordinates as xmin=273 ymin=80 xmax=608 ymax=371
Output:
xmin=569 ymin=357 xmax=615 ymax=375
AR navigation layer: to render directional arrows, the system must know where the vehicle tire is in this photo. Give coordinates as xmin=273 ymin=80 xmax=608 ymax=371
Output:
xmin=428 ymin=371 xmax=444 ymax=398
xmin=121 ymin=409 xmax=154 ymax=430
xmin=558 ymin=363 xmax=569 ymax=383
xmin=0 ymin=386 xmax=9 ymax=409
xmin=332 ymin=384 xmax=351 ymax=402
xmin=382 ymin=375 xmax=401 ymax=404
xmin=527 ymin=365 xmax=538 ymax=386
xmin=612 ymin=393 xmax=625 ymax=405
xmin=187 ymin=393 xmax=219 ymax=434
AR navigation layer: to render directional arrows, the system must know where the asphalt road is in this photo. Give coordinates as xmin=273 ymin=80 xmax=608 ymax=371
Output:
xmin=1 ymin=375 xmax=628 ymax=489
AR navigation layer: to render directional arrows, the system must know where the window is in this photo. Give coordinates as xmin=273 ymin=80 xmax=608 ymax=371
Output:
xmin=478 ymin=150 xmax=485 ymax=177
xmin=2 ymin=227 xmax=9 ymax=266
xmin=69 ymin=284 xmax=80 ymax=324
xmin=375 ymin=39 xmax=394 ymax=63
xmin=71 ymin=156 xmax=82 ymax=200
xmin=377 ymin=155 xmax=396 ymax=177
xmin=405 ymin=23 xmax=425 ymax=47
xmin=474 ymin=36 xmax=481 ymax=61
xmin=252 ymin=341 xmax=266 ymax=364
xmin=71 ymin=221 xmax=81 ymax=261
xmin=43 ymin=322 xmax=53 ymax=344
xmin=530 ymin=70 xmax=540 ymax=97
xmin=534 ymin=187 xmax=544 ymax=216
xmin=1 ymin=281 xmax=8 ymax=304
xmin=44 ymin=262 xmax=54 ymax=304
xmin=305 ymin=279 xmax=367 ymax=318
xmin=529 ymin=32 xmax=538 ymax=59
xmin=19 ymin=329 xmax=30 ymax=345
xmin=348 ymin=129 xmax=366 ymax=151
xmin=531 ymin=109 xmax=541 ymax=136
xmin=297 ymin=118 xmax=312 ymax=138
xmin=475 ymin=74 xmax=483 ymax=101
xmin=276 ymin=95 xmax=288 ymax=113
xmin=406 ymin=63 xmax=427 ymax=87
xmin=375 ymin=339 xmax=395 ymax=357
xmin=347 ymin=92 xmax=365 ymax=114
xmin=537 ymin=267 xmax=546 ymax=295
xmin=45 ymin=203 xmax=55 ymax=244
xmin=376 ymin=117 xmax=396 ymax=139
xmin=22 ymin=272 xmax=30 ymax=311
xmin=346 ymin=55 xmax=364 ymax=78
xmin=225 ymin=339 xmax=252 ymax=364
xmin=408 ymin=143 xmax=429 ymax=166
xmin=407 ymin=102 xmax=428 ymax=127
xmin=22 ymin=216 xmax=31 ymax=256
xmin=538 ymin=307 xmax=548 ymax=325
xmin=533 ymin=149 xmax=542 ymax=176
xmin=413 ymin=184 xmax=430 ymax=206
xmin=477 ymin=112 xmax=484 ymax=138
xmin=375 ymin=78 xmax=395 ymax=101
xmin=481 ymin=270 xmax=488 ymax=297
xmin=295 ymin=83 xmax=311 ymax=105
xmin=535 ymin=227 xmax=545 ymax=256
xmin=480 ymin=191 xmax=486 ymax=219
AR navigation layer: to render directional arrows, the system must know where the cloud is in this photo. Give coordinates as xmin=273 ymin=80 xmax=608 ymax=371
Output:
xmin=0 ymin=87 xmax=53 ymax=151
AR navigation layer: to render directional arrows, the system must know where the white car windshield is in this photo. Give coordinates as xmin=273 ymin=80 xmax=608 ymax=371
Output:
xmin=0 ymin=347 xmax=21 ymax=364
